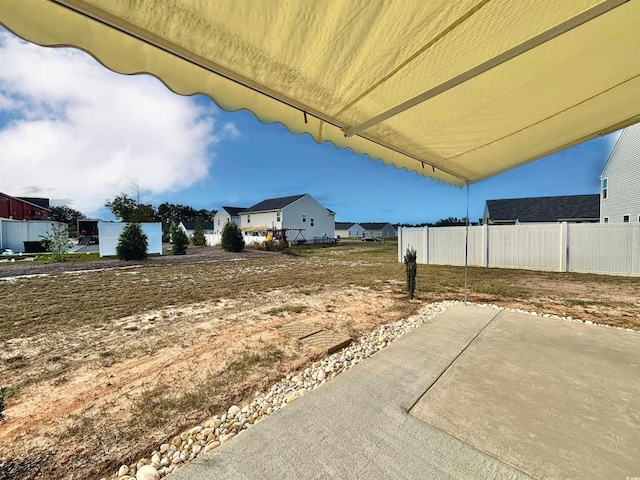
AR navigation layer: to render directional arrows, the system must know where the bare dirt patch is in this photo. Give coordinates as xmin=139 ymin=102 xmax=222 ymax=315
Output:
xmin=0 ymin=252 xmax=414 ymax=479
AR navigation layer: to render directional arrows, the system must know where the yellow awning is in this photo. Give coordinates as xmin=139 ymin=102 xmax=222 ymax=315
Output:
xmin=241 ymin=226 xmax=267 ymax=233
xmin=2 ymin=0 xmax=639 ymax=187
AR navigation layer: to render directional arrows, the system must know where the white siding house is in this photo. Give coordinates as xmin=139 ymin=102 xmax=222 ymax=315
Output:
xmin=213 ymin=206 xmax=245 ymax=235
xmin=361 ymin=222 xmax=397 ymax=237
xmin=178 ymin=220 xmax=214 ymax=238
xmin=240 ymin=194 xmax=335 ymax=243
xmin=335 ymin=222 xmax=365 ymax=238
xmin=600 ymin=123 xmax=640 ymax=224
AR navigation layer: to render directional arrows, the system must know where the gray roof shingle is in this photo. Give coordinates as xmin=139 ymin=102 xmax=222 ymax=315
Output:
xmin=221 ymin=206 xmax=246 ymax=216
xmin=243 ymin=194 xmax=306 ymax=213
xmin=486 ymin=194 xmax=600 ymax=223
xmin=181 ymin=221 xmax=214 ymax=230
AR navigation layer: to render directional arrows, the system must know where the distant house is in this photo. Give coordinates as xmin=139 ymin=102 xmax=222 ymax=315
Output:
xmin=239 ymin=194 xmax=335 ymax=242
xmin=482 ymin=194 xmax=600 ymax=224
xmin=178 ymin=220 xmax=214 ymax=239
xmin=360 ymin=222 xmax=397 ymax=238
xmin=600 ymin=123 xmax=640 ymax=223
xmin=0 ymin=192 xmax=51 ymax=220
xmin=335 ymin=222 xmax=365 ymax=238
xmin=213 ymin=206 xmax=246 ymax=235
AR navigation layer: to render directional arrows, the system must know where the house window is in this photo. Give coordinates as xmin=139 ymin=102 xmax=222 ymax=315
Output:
xmin=623 ymin=215 xmax=630 ymax=223
xmin=348 ymin=230 xmax=351 ymax=236
xmin=277 ymin=211 xmax=281 ymax=222
xmin=302 ymin=214 xmax=306 ymax=223
xmin=602 ymin=178 xmax=608 ymax=199
xmin=603 ymin=217 xmax=609 ymax=223
xmin=310 ymin=218 xmax=314 ymax=227
xmin=247 ymin=214 xmax=250 ymax=224
xmin=218 ymin=219 xmax=220 ymax=225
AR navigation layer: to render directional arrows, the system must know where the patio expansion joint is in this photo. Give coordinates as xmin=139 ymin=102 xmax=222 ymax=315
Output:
xmin=407 ymin=308 xmax=503 ymax=413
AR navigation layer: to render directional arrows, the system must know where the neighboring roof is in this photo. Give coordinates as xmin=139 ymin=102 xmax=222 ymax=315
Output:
xmin=485 ymin=194 xmax=600 ymax=223
xmin=361 ymin=222 xmax=395 ymax=230
xmin=180 ymin=221 xmax=214 ymax=230
xmin=243 ymin=195 xmax=306 ymax=213
xmin=3 ymin=2 xmax=639 ymax=187
xmin=0 ymin=192 xmax=51 ymax=211
xmin=221 ymin=206 xmax=246 ymax=217
xmin=17 ymin=197 xmax=50 ymax=210
xmin=335 ymin=222 xmax=357 ymax=230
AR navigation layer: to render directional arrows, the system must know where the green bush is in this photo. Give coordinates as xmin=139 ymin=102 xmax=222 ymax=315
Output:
xmin=404 ymin=247 xmax=417 ymax=299
xmin=192 ymin=222 xmax=207 ymax=246
xmin=221 ymin=222 xmax=245 ymax=252
xmin=170 ymin=224 xmax=188 ymax=255
xmin=116 ymin=223 xmax=148 ymax=261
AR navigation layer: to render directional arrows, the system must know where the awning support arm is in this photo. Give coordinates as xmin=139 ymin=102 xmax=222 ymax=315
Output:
xmin=343 ymin=0 xmax=628 ymax=138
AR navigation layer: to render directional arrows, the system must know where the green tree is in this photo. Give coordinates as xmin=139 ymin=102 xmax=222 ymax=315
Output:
xmin=116 ymin=223 xmax=148 ymax=260
xmin=106 ymin=183 xmax=157 ymax=222
xmin=170 ymin=224 xmax=188 ymax=255
xmin=50 ymin=205 xmax=86 ymax=224
xmin=404 ymin=247 xmax=417 ymax=299
xmin=39 ymin=223 xmax=70 ymax=262
xmin=221 ymin=221 xmax=244 ymax=252
xmin=50 ymin=205 xmax=85 ymax=237
xmin=434 ymin=216 xmax=468 ymax=227
xmin=192 ymin=222 xmax=207 ymax=246
xmin=105 ymin=194 xmax=137 ymax=222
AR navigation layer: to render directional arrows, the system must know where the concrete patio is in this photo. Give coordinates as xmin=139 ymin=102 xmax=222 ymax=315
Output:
xmin=168 ymin=304 xmax=640 ymax=480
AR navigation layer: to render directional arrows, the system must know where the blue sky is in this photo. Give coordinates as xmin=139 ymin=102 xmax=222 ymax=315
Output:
xmin=0 ymin=28 xmax=618 ymax=224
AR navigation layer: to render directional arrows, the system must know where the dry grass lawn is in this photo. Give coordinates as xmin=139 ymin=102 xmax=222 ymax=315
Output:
xmin=0 ymin=241 xmax=638 ymax=480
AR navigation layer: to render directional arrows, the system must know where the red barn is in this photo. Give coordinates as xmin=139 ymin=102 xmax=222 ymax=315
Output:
xmin=0 ymin=192 xmax=51 ymax=220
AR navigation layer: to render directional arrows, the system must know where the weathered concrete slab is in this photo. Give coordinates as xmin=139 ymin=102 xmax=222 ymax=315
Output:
xmin=277 ymin=321 xmax=323 ymax=340
xmin=411 ymin=311 xmax=640 ymax=480
xmin=301 ymin=330 xmax=352 ymax=354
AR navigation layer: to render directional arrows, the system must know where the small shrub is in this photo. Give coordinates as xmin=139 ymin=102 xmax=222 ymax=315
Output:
xmin=221 ymin=222 xmax=245 ymax=252
xmin=404 ymin=247 xmax=417 ymax=299
xmin=116 ymin=223 xmax=148 ymax=261
xmin=39 ymin=223 xmax=69 ymax=263
xmin=192 ymin=222 xmax=207 ymax=246
xmin=170 ymin=224 xmax=188 ymax=255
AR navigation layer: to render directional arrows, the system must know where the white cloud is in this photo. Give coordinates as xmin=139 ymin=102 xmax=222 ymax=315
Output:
xmin=0 ymin=31 xmax=238 ymax=216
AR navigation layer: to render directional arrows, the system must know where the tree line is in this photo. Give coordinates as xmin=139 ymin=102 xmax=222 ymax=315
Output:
xmin=105 ymin=194 xmax=216 ymax=224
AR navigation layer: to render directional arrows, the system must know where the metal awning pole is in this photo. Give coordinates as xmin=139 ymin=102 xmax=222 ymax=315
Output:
xmin=464 ymin=183 xmax=470 ymax=305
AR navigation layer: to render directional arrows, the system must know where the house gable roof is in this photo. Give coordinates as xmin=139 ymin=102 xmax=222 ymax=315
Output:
xmin=486 ymin=194 xmax=600 ymax=223
xmin=221 ymin=206 xmax=246 ymax=217
xmin=360 ymin=222 xmax=393 ymax=230
xmin=181 ymin=220 xmax=214 ymax=230
xmin=242 ymin=194 xmax=306 ymax=213
xmin=335 ymin=222 xmax=357 ymax=230
xmin=600 ymin=123 xmax=640 ymax=177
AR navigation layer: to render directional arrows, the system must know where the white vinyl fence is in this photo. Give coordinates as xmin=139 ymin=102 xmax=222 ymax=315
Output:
xmin=98 ymin=222 xmax=163 ymax=257
xmin=398 ymin=223 xmax=640 ymax=277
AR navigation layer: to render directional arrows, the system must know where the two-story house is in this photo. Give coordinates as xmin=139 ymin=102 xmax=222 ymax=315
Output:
xmin=212 ymin=206 xmax=246 ymax=235
xmin=239 ymin=194 xmax=335 ymax=242
xmin=600 ymin=123 xmax=640 ymax=223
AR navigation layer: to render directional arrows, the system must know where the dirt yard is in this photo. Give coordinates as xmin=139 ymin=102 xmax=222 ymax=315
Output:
xmin=1 ymin=243 xmax=638 ymax=480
